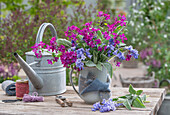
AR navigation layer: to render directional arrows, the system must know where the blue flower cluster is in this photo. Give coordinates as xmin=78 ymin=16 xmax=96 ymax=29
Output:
xmin=76 ymin=59 xmax=84 ymax=70
xmin=112 ymin=50 xmax=125 ymax=60
xmin=76 ymin=48 xmax=92 ymax=70
xmin=107 ymin=45 xmax=115 ymax=57
xmin=91 ymin=99 xmax=123 ymax=113
xmin=124 ymin=46 xmax=139 ymax=59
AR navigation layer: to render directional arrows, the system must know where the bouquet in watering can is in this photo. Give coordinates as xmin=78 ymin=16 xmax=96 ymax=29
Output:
xmin=31 ymin=11 xmax=139 ymax=78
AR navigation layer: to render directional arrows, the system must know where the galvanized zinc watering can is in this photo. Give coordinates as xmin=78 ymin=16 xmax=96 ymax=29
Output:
xmin=14 ymin=23 xmax=66 ymax=96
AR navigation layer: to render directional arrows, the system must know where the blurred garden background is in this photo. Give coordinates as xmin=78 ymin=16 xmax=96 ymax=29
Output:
xmin=0 ymin=0 xmax=169 ymax=90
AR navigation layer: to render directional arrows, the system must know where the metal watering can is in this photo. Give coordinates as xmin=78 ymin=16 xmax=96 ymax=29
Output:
xmin=14 ymin=23 xmax=66 ymax=96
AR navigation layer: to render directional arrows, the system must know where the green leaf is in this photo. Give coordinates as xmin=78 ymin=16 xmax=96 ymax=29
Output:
xmin=57 ymin=39 xmax=72 ymax=48
xmin=93 ymin=51 xmax=98 ymax=64
xmin=112 ymin=98 xmax=118 ymax=101
xmin=85 ymin=60 xmax=96 ymax=67
xmin=123 ymin=99 xmax=132 ymax=110
xmin=136 ymin=90 xmax=143 ymax=95
xmin=129 ymin=84 xmax=136 ymax=94
xmin=102 ymin=62 xmax=113 ymax=78
xmin=77 ymin=35 xmax=83 ymax=41
xmin=140 ymin=94 xmax=146 ymax=101
xmin=56 ymin=52 xmax=62 ymax=57
xmin=96 ymin=62 xmax=102 ymax=71
xmin=132 ymin=97 xmax=145 ymax=108
xmin=99 ymin=54 xmax=108 ymax=62
xmin=97 ymin=30 xmax=103 ymax=39
xmin=119 ymin=96 xmax=127 ymax=99
xmin=119 ymin=42 xmax=126 ymax=46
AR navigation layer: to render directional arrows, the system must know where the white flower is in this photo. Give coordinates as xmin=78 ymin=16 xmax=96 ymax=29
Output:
xmin=165 ymin=64 xmax=168 ymax=67
xmin=133 ymin=9 xmax=138 ymax=13
xmin=158 ymin=71 xmax=161 ymax=74
xmin=157 ymin=7 xmax=161 ymax=10
xmin=160 ymin=22 xmax=164 ymax=28
xmin=133 ymin=3 xmax=136 ymax=7
xmin=167 ymin=17 xmax=170 ymax=20
xmin=160 ymin=2 xmax=165 ymax=6
xmin=141 ymin=23 xmax=144 ymax=26
xmin=145 ymin=17 xmax=150 ymax=22
xmin=130 ymin=21 xmax=134 ymax=26
xmin=143 ymin=40 xmax=147 ymax=44
xmin=164 ymin=34 xmax=167 ymax=38
xmin=139 ymin=42 xmax=141 ymax=45
xmin=148 ymin=36 xmax=150 ymax=39
xmin=137 ymin=25 xmax=140 ymax=28
xmin=132 ymin=37 xmax=136 ymax=42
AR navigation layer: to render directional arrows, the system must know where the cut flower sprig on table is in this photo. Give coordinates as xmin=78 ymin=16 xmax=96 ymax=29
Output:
xmin=31 ymin=11 xmax=139 ymax=77
xmin=91 ymin=84 xmax=149 ymax=113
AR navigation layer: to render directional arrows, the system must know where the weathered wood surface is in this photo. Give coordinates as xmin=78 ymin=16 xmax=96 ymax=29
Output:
xmin=0 ymin=85 xmax=165 ymax=115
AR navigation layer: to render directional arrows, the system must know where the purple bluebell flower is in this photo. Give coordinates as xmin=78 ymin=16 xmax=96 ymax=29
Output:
xmin=109 ymin=38 xmax=114 ymax=45
xmin=131 ymin=49 xmax=139 ymax=59
xmin=71 ymin=40 xmax=77 ymax=47
xmin=77 ymin=48 xmax=85 ymax=59
xmin=109 ymin=45 xmax=115 ymax=51
xmin=85 ymin=48 xmax=92 ymax=59
xmin=124 ymin=46 xmax=139 ymax=59
xmin=112 ymin=49 xmax=118 ymax=55
xmin=76 ymin=59 xmax=84 ymax=70
xmin=107 ymin=49 xmax=112 ymax=57
xmin=115 ymin=103 xmax=124 ymax=107
xmin=116 ymin=52 xmax=125 ymax=60
xmin=91 ymin=99 xmax=120 ymax=113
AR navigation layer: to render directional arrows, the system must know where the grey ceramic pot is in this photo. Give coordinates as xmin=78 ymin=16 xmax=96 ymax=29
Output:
xmin=70 ymin=66 xmax=111 ymax=104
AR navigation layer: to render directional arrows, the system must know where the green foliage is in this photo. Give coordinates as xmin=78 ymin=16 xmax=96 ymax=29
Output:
xmin=126 ymin=0 xmax=170 ymax=83
xmin=85 ymin=61 xmax=96 ymax=67
xmin=57 ymin=39 xmax=72 ymax=48
xmin=102 ymin=62 xmax=113 ymax=78
xmin=0 ymin=75 xmax=21 ymax=83
xmin=113 ymin=84 xmax=148 ymax=110
xmin=129 ymin=84 xmax=136 ymax=94
xmin=0 ymin=0 xmax=27 ymax=12
xmin=126 ymin=0 xmax=170 ymax=50
xmin=0 ymin=10 xmax=37 ymax=64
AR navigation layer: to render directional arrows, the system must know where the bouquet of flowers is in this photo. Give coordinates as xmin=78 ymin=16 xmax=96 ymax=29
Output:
xmin=31 ymin=11 xmax=139 ymax=77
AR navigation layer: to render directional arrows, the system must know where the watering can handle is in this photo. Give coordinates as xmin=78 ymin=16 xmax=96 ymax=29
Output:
xmin=35 ymin=23 xmax=58 ymax=44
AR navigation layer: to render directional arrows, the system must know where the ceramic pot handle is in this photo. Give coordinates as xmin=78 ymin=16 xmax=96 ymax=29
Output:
xmin=69 ymin=69 xmax=80 ymax=96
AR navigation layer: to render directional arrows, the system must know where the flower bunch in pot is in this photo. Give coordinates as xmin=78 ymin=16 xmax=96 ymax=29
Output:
xmin=31 ymin=11 xmax=139 ymax=103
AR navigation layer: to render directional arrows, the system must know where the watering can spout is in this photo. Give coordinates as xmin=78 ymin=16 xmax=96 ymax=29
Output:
xmin=14 ymin=53 xmax=44 ymax=89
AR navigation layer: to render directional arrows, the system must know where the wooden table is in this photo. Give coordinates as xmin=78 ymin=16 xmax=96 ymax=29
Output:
xmin=0 ymin=85 xmax=165 ymax=115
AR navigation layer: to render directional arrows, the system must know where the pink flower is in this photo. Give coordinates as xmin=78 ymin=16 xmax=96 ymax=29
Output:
xmin=98 ymin=46 xmax=102 ymax=52
xmin=47 ymin=59 xmax=53 ymax=65
xmin=97 ymin=11 xmax=103 ymax=17
xmin=102 ymin=32 xmax=111 ymax=40
xmin=104 ymin=46 xmax=107 ymax=51
xmin=119 ymin=33 xmax=127 ymax=43
xmin=104 ymin=14 xmax=110 ymax=20
xmin=95 ymin=39 xmax=101 ymax=44
xmin=126 ymin=55 xmax=132 ymax=61
xmin=58 ymin=45 xmax=65 ymax=53
xmin=116 ymin=62 xmax=121 ymax=67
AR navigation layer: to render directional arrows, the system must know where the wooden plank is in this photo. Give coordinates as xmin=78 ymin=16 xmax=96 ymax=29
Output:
xmin=0 ymin=85 xmax=165 ymax=115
